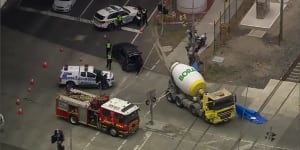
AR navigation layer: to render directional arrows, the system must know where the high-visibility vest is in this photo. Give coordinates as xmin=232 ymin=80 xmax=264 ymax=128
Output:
xmin=107 ymin=54 xmax=112 ymax=60
xmin=106 ymin=43 xmax=111 ymax=49
xmin=117 ymin=15 xmax=122 ymax=22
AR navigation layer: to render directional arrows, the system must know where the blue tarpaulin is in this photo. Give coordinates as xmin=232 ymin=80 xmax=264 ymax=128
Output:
xmin=192 ymin=61 xmax=200 ymax=71
xmin=235 ymin=104 xmax=267 ymax=124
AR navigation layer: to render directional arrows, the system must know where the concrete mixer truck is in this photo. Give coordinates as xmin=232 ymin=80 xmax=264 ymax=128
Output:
xmin=165 ymin=62 xmax=236 ymax=124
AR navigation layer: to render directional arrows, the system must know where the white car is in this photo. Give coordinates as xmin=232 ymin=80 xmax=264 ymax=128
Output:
xmin=58 ymin=65 xmax=114 ymax=89
xmin=52 ymin=0 xmax=76 ymax=12
xmin=93 ymin=5 xmax=138 ymax=30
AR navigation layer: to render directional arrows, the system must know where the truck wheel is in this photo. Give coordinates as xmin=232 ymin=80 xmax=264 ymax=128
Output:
xmin=108 ymin=127 xmax=118 ymax=137
xmin=190 ymin=106 xmax=197 ymax=116
xmin=166 ymin=92 xmax=174 ymax=103
xmin=69 ymin=115 xmax=78 ymax=125
xmin=175 ymin=96 xmax=183 ymax=108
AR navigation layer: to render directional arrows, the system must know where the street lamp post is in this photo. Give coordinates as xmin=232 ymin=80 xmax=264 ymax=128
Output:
xmin=161 ymin=0 xmax=164 ymax=35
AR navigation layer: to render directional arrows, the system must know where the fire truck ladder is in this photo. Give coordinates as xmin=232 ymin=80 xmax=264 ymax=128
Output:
xmin=66 ymin=89 xmax=96 ymax=102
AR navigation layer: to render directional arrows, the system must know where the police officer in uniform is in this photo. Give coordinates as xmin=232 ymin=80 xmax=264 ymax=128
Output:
xmin=116 ymin=14 xmax=123 ymax=28
xmin=106 ymin=52 xmax=112 ymax=70
xmin=105 ymin=40 xmax=112 ymax=55
xmin=142 ymin=8 xmax=148 ymax=25
xmin=136 ymin=10 xmax=142 ymax=27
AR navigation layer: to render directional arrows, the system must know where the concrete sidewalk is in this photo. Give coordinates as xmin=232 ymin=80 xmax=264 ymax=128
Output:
xmin=160 ymin=0 xmax=240 ymax=68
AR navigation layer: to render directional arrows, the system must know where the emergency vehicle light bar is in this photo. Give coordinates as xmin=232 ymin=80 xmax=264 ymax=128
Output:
xmin=63 ymin=65 xmax=68 ymax=71
xmin=84 ymin=64 xmax=89 ymax=72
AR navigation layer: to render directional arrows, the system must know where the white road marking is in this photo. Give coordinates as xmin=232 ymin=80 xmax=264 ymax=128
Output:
xmin=238 ymin=143 xmax=252 ymax=150
xmin=110 ymin=76 xmax=129 ymax=97
xmin=131 ymin=32 xmax=140 ymax=44
xmin=117 ymin=140 xmax=127 ymax=150
xmin=133 ymin=145 xmax=139 ymax=150
xmin=121 ymin=27 xmax=141 ymax=33
xmin=83 ymin=142 xmax=91 ymax=150
xmin=132 ymin=102 xmax=143 ymax=105
xmin=150 ymin=59 xmax=160 ymax=70
xmin=19 ymin=7 xmax=93 ymax=24
xmin=120 ymin=76 xmax=129 ymax=85
xmin=80 ymin=0 xmax=94 ymax=18
xmin=82 ymin=131 xmax=100 ymax=150
xmin=131 ymin=7 xmax=157 ymax=44
xmin=123 ymin=0 xmax=130 ymax=6
xmin=137 ymin=132 xmax=152 ymax=150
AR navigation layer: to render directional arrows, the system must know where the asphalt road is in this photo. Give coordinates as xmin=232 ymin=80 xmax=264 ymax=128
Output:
xmin=1 ymin=1 xmax=299 ymax=150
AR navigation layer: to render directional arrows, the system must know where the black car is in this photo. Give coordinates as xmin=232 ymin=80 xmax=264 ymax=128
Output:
xmin=112 ymin=43 xmax=143 ymax=72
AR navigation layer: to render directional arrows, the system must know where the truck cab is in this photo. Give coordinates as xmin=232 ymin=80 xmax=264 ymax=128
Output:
xmin=202 ymin=89 xmax=236 ymax=124
xmin=59 ymin=65 xmax=114 ymax=89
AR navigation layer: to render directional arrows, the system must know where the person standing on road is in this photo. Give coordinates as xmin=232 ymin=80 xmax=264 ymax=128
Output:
xmin=142 ymin=8 xmax=148 ymax=25
xmin=105 ymin=40 xmax=112 ymax=55
xmin=136 ymin=10 xmax=142 ymax=27
xmin=100 ymin=74 xmax=108 ymax=89
xmin=106 ymin=52 xmax=112 ymax=70
xmin=116 ymin=14 xmax=123 ymax=28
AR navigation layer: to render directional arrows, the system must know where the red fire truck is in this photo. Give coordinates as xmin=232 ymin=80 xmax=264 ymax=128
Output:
xmin=56 ymin=89 xmax=140 ymax=137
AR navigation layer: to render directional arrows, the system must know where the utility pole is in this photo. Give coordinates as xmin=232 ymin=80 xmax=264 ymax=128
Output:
xmin=279 ymin=0 xmax=284 ymax=45
xmin=189 ymin=0 xmax=196 ymax=65
xmin=161 ymin=0 xmax=164 ymax=35
xmin=145 ymin=89 xmax=157 ymax=125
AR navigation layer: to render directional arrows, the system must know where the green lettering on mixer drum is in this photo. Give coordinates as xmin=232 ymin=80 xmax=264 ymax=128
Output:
xmin=179 ymin=68 xmax=196 ymax=81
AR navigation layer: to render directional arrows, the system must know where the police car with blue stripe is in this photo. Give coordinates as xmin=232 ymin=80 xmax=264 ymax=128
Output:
xmin=59 ymin=65 xmax=114 ymax=89
xmin=93 ymin=5 xmax=138 ymax=30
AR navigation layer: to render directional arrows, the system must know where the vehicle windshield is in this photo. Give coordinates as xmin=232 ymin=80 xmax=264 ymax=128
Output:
xmin=207 ymin=96 xmax=234 ymax=110
xmin=118 ymin=111 xmax=138 ymax=124
xmin=122 ymin=7 xmax=130 ymax=13
xmin=94 ymin=13 xmax=104 ymax=20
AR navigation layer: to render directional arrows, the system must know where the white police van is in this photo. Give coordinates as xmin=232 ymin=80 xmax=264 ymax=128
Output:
xmin=59 ymin=65 xmax=114 ymax=89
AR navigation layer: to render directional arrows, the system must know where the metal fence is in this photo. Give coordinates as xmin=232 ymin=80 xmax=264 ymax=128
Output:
xmin=213 ymin=0 xmax=245 ymax=49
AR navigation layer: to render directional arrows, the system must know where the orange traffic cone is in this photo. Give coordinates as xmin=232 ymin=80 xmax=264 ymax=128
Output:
xmin=16 ymin=98 xmax=21 ymax=105
xmin=43 ymin=60 xmax=48 ymax=69
xmin=140 ymin=26 xmax=144 ymax=33
xmin=29 ymin=78 xmax=35 ymax=85
xmin=17 ymin=107 xmax=23 ymax=115
xmin=27 ymin=87 xmax=32 ymax=93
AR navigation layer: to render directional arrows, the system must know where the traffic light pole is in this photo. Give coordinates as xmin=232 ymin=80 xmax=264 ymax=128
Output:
xmin=146 ymin=89 xmax=156 ymax=125
xmin=70 ymin=127 xmax=72 ymax=150
xmin=149 ymin=99 xmax=154 ymax=125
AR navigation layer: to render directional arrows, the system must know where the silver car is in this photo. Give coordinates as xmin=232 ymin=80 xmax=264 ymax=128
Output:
xmin=52 ymin=0 xmax=76 ymax=12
